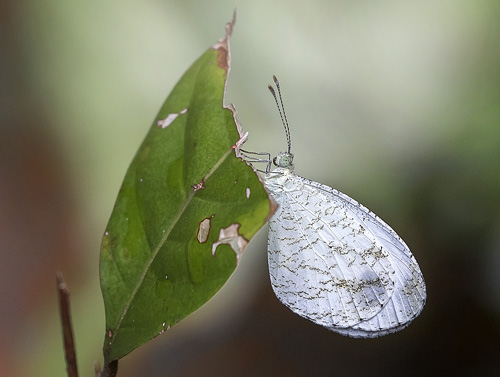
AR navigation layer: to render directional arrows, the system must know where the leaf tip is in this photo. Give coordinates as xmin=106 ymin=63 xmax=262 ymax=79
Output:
xmin=212 ymin=10 xmax=236 ymax=70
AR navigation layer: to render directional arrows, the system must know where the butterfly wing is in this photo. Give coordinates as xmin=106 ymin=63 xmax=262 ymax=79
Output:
xmin=266 ymin=172 xmax=426 ymax=337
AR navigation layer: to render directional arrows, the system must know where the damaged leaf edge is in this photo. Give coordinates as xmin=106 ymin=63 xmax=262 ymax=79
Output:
xmin=216 ymin=11 xmax=278 ymax=223
xmin=230 ymin=101 xmax=278 ymax=224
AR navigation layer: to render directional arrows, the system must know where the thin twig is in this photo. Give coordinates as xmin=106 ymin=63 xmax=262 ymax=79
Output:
xmin=57 ymin=272 xmax=79 ymax=377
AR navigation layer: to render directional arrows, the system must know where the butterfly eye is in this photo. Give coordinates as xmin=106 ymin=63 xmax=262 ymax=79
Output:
xmin=281 ymin=154 xmax=293 ymax=167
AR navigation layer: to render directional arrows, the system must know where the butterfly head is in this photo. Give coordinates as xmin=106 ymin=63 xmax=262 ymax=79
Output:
xmin=268 ymin=76 xmax=294 ymax=172
xmin=273 ymin=151 xmax=294 ymax=170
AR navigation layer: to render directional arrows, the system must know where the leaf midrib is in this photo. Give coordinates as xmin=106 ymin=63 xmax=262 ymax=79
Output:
xmin=107 ymin=144 xmax=235 ymax=350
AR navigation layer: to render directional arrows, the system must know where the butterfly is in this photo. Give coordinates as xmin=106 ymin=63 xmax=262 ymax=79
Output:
xmin=244 ymin=76 xmax=426 ymax=337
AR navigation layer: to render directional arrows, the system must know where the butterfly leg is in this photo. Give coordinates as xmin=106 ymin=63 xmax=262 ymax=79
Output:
xmin=239 ymin=149 xmax=272 ymax=174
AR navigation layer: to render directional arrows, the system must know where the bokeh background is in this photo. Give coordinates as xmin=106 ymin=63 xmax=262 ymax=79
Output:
xmin=2 ymin=1 xmax=500 ymax=376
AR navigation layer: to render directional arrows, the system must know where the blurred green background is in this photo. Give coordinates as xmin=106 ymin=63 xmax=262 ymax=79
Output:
xmin=2 ymin=1 xmax=499 ymax=376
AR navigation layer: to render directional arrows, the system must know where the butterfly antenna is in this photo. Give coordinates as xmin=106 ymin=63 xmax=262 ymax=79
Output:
xmin=268 ymin=75 xmax=292 ymax=154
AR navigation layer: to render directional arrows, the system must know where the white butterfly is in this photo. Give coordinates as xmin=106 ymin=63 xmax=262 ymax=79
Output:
xmin=250 ymin=76 xmax=426 ymax=338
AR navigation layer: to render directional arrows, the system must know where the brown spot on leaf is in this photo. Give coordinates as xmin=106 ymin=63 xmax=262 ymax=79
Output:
xmin=212 ymin=10 xmax=236 ymax=70
xmin=192 ymin=179 xmax=205 ymax=192
xmin=266 ymin=196 xmax=279 ymax=222
xmin=217 ymin=47 xmax=229 ymax=70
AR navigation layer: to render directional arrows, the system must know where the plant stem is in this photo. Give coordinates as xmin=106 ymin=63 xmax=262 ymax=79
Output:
xmin=57 ymin=272 xmax=79 ymax=377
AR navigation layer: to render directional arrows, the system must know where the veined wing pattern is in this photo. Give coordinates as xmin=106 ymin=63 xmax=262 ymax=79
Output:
xmin=265 ymin=169 xmax=426 ymax=337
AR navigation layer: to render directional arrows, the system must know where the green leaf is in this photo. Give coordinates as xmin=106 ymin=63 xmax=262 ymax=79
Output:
xmin=99 ymin=15 xmax=272 ymax=361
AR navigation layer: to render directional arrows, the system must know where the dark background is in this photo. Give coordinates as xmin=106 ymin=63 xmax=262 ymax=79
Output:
xmin=1 ymin=1 xmax=499 ymax=376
